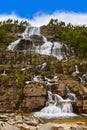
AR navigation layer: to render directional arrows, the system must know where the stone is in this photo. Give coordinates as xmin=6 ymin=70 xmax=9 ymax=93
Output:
xmin=15 ymin=39 xmax=33 ymax=50
xmin=30 ymin=34 xmax=44 ymax=45
xmin=38 ymin=123 xmax=66 ymax=130
xmin=52 ymin=126 xmax=64 ymax=130
xmin=24 ymin=83 xmax=46 ymax=96
xmin=15 ymin=115 xmax=23 ymax=122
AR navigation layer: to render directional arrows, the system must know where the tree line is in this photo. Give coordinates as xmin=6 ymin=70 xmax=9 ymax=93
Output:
xmin=46 ymin=19 xmax=87 ymax=59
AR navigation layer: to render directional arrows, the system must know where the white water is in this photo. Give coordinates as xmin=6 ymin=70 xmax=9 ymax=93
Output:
xmin=40 ymin=62 xmax=47 ymax=70
xmin=7 ymin=39 xmax=21 ymax=50
xmin=75 ymin=65 xmax=79 ymax=74
xmin=72 ymin=65 xmax=80 ymax=77
xmin=1 ymin=70 xmax=7 ymax=75
xmin=21 ymin=74 xmax=77 ymax=119
xmin=33 ymin=75 xmax=42 ymax=82
xmin=22 ymin=26 xmax=29 ymax=38
xmin=22 ymin=26 xmax=40 ymax=38
xmin=28 ymin=27 xmax=40 ymax=37
xmin=34 ymin=89 xmax=77 ymax=119
xmin=36 ymin=62 xmax=47 ymax=70
xmin=71 ymin=65 xmax=87 ymax=83
xmin=7 ymin=27 xmax=40 ymax=50
xmin=7 ymin=26 xmax=74 ymax=60
xmin=66 ymin=86 xmax=77 ymax=101
xmin=54 ymin=94 xmax=64 ymax=102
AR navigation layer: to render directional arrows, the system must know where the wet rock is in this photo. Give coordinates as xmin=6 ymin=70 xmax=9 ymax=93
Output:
xmin=30 ymin=34 xmax=44 ymax=45
xmin=15 ymin=39 xmax=33 ymax=50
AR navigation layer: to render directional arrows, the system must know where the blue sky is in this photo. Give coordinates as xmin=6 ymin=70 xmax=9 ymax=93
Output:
xmin=0 ymin=0 xmax=87 ymax=26
xmin=0 ymin=0 xmax=87 ymax=18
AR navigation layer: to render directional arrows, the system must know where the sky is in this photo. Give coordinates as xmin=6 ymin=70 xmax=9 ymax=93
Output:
xmin=0 ymin=0 xmax=87 ymax=26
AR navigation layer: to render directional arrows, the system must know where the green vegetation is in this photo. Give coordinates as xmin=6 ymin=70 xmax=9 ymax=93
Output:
xmin=0 ymin=19 xmax=29 ymax=50
xmin=0 ymin=18 xmax=87 ymax=59
xmin=15 ymin=73 xmax=25 ymax=87
xmin=17 ymin=88 xmax=23 ymax=95
xmin=50 ymin=61 xmax=63 ymax=74
xmin=42 ymin=18 xmax=87 ymax=59
xmin=2 ymin=74 xmax=9 ymax=82
xmin=14 ymin=98 xmax=19 ymax=106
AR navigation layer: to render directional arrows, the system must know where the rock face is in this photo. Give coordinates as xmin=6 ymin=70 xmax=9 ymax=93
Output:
xmin=15 ymin=39 xmax=33 ymax=50
xmin=14 ymin=35 xmax=44 ymax=50
xmin=41 ymin=25 xmax=61 ymax=42
xmin=20 ymin=83 xmax=47 ymax=112
xmin=0 ymin=51 xmax=56 ymax=112
xmin=0 ymin=50 xmax=87 ymax=114
xmin=30 ymin=34 xmax=44 ymax=45
xmin=73 ymin=100 xmax=87 ymax=114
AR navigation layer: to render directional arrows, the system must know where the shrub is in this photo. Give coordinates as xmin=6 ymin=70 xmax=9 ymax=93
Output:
xmin=17 ymin=88 xmax=23 ymax=95
xmin=2 ymin=74 xmax=9 ymax=82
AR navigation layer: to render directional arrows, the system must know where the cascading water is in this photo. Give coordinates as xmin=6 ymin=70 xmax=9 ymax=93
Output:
xmin=75 ymin=65 xmax=79 ymax=74
xmin=23 ymin=73 xmax=77 ymax=118
xmin=1 ymin=70 xmax=7 ymax=75
xmin=66 ymin=86 xmax=77 ymax=101
xmin=34 ymin=86 xmax=77 ymax=119
xmin=22 ymin=26 xmax=29 ymax=38
xmin=7 ymin=26 xmax=74 ymax=60
xmin=28 ymin=27 xmax=40 ymax=38
xmin=72 ymin=65 xmax=80 ymax=77
xmin=7 ymin=26 xmax=40 ymax=51
xmin=72 ymin=65 xmax=87 ymax=83
xmin=7 ymin=39 xmax=21 ymax=50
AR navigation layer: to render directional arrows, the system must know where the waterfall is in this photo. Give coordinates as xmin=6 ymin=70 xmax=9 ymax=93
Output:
xmin=75 ymin=65 xmax=79 ymax=74
xmin=7 ymin=26 xmax=74 ymax=60
xmin=52 ymin=42 xmax=63 ymax=60
xmin=33 ymin=75 xmax=42 ymax=82
xmin=66 ymin=86 xmax=77 ymax=101
xmin=1 ymin=70 xmax=7 ymax=75
xmin=72 ymin=65 xmax=80 ymax=77
xmin=40 ymin=62 xmax=47 ymax=70
xmin=23 ymin=74 xmax=77 ymax=118
xmin=7 ymin=26 xmax=40 ymax=50
xmin=34 ymin=87 xmax=77 ymax=118
xmin=28 ymin=27 xmax=40 ymax=37
xmin=72 ymin=65 xmax=87 ymax=83
xmin=22 ymin=26 xmax=40 ymax=38
xmin=54 ymin=94 xmax=64 ymax=102
xmin=22 ymin=26 xmax=29 ymax=38
xmin=48 ymin=91 xmax=54 ymax=102
xmin=7 ymin=39 xmax=21 ymax=50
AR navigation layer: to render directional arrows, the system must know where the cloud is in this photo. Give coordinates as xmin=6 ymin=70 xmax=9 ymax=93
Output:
xmin=0 ymin=13 xmax=28 ymax=23
xmin=0 ymin=11 xmax=87 ymax=27
xmin=30 ymin=11 xmax=87 ymax=26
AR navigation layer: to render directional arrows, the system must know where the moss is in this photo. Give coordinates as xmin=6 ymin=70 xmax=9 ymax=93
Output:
xmin=14 ymin=98 xmax=19 ymax=105
xmin=50 ymin=61 xmax=63 ymax=73
xmin=17 ymin=88 xmax=23 ymax=95
xmin=15 ymin=73 xmax=25 ymax=84
xmin=2 ymin=74 xmax=9 ymax=82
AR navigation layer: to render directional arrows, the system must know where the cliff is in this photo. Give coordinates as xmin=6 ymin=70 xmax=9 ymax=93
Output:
xmin=0 ymin=51 xmax=86 ymax=113
xmin=0 ymin=20 xmax=87 ymax=114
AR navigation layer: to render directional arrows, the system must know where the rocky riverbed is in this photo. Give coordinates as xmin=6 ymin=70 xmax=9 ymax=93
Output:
xmin=0 ymin=113 xmax=87 ymax=130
